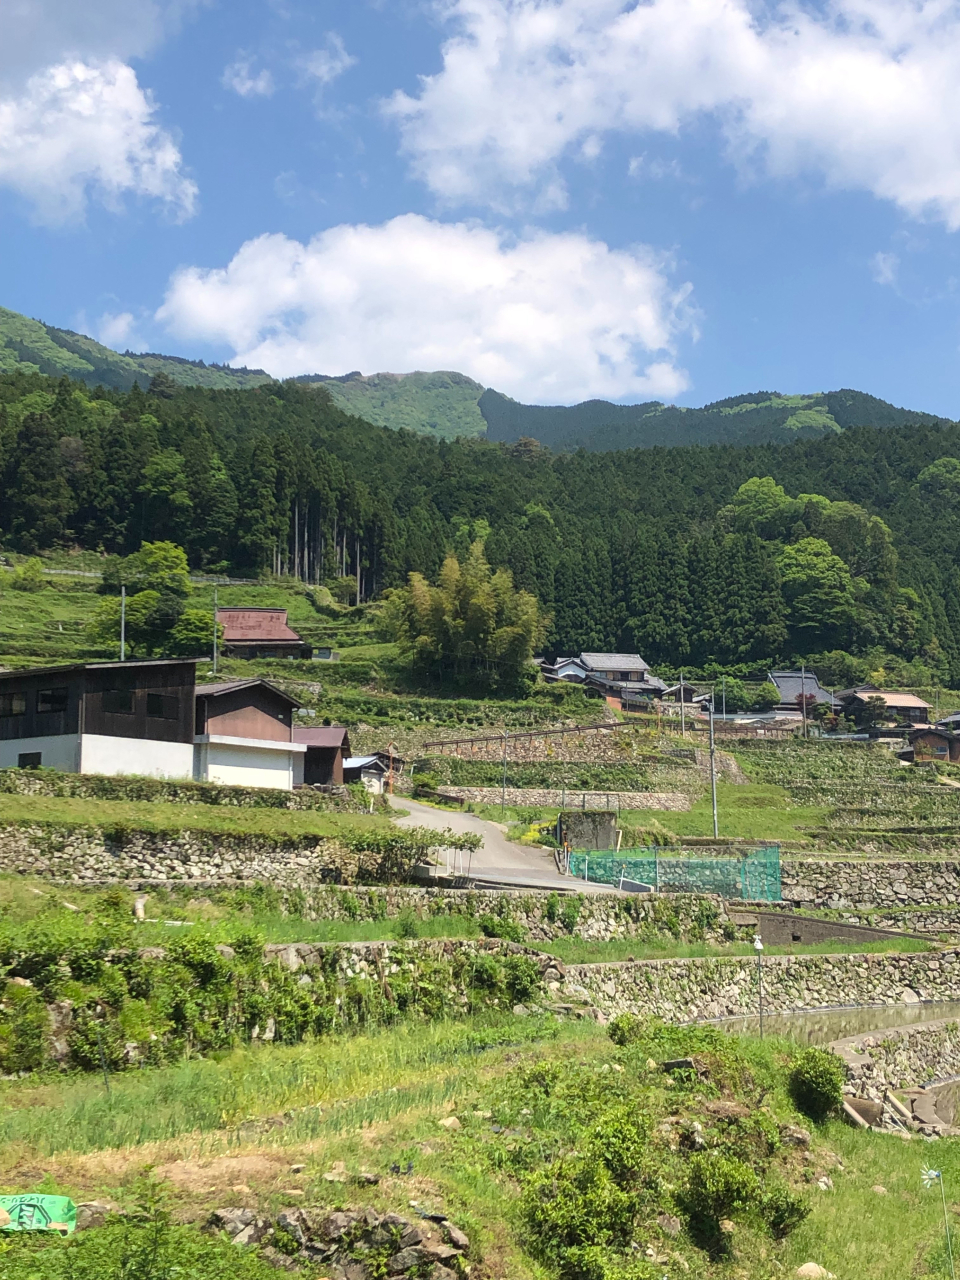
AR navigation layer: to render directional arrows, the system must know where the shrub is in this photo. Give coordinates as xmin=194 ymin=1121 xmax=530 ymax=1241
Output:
xmin=392 ymin=908 xmax=421 ymax=939
xmin=681 ymin=1151 xmax=761 ymax=1227
xmin=788 ymin=1047 xmax=845 ymax=1121
xmin=607 ymin=1013 xmax=645 ymax=1047
xmin=8 ymin=558 xmax=46 ymax=592
xmin=545 ymin=891 xmax=560 ymax=924
xmin=478 ymin=913 xmax=526 ymax=943
xmin=761 ymin=1182 xmax=810 ymax=1238
xmin=559 ymin=896 xmax=581 ymax=933
xmin=504 ymin=955 xmax=541 ymax=1004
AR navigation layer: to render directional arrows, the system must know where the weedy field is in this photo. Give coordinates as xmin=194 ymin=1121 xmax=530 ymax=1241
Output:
xmin=0 ymin=1013 xmax=953 ymax=1280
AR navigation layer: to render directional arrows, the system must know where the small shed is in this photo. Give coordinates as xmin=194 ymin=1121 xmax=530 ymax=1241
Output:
xmin=343 ymin=755 xmax=389 ymax=794
xmin=292 ymin=725 xmax=352 ymax=787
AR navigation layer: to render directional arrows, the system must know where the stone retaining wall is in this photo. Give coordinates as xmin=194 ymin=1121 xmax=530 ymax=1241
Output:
xmin=782 ymin=858 xmax=960 ymax=909
xmin=830 ymin=1019 xmax=960 ymax=1093
xmin=0 ymin=824 xmax=377 ymax=885
xmin=559 ymin=949 xmax=960 ymax=1023
xmin=436 ymin=786 xmax=691 ymax=811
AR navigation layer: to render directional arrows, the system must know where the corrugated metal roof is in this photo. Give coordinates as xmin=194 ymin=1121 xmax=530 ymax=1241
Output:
xmin=217 ymin=608 xmax=303 ymax=643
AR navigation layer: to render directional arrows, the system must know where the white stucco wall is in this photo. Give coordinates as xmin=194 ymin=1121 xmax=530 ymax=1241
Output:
xmin=79 ymin=735 xmax=195 ymax=780
xmin=0 ymin=734 xmax=80 ymax=772
xmin=194 ymin=736 xmax=303 ymax=790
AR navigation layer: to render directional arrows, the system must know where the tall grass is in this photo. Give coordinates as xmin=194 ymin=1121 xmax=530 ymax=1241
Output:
xmin=0 ymin=1016 xmax=571 ymax=1156
xmin=541 ymin=935 xmax=933 ymax=965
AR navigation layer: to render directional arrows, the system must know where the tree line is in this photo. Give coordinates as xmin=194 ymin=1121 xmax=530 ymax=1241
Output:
xmin=2 ymin=367 xmax=960 ymax=684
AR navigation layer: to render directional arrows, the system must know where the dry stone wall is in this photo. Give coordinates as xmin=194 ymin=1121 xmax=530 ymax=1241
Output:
xmin=782 ymin=858 xmax=960 ymax=909
xmin=830 ymin=1019 xmax=960 ymax=1094
xmin=0 ymin=824 xmax=376 ymax=885
xmin=559 ymin=948 xmax=960 ymax=1022
xmin=437 ymin=786 xmax=691 ymax=810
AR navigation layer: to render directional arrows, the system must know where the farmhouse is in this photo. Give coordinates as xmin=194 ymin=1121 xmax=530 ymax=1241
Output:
xmin=836 ymin=685 xmax=931 ymax=725
xmin=217 ymin=607 xmax=312 ymax=660
xmin=542 ymin=652 xmax=666 ymax=701
xmin=768 ymin=671 xmax=840 ymax=715
xmin=0 ymin=660 xmax=305 ymax=789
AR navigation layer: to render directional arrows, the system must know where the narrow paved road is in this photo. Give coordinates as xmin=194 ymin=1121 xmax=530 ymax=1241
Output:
xmin=388 ymin=796 xmax=613 ymax=891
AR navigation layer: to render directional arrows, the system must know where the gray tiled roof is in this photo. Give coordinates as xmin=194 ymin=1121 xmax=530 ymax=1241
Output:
xmin=580 ymin=653 xmax=650 ymax=671
xmin=769 ymin=671 xmax=839 ymax=707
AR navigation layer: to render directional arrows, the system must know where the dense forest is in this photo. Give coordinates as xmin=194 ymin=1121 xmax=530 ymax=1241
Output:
xmin=2 ymin=367 xmax=960 ymax=683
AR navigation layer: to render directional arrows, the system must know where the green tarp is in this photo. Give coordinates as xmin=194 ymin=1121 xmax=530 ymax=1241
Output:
xmin=0 ymin=1194 xmax=76 ymax=1234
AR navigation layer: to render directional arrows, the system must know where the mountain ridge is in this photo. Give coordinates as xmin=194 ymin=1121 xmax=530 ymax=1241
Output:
xmin=0 ymin=303 xmax=948 ymax=449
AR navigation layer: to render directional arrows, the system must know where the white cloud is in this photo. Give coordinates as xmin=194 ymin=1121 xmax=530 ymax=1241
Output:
xmin=0 ymin=0 xmax=194 ymax=89
xmin=156 ymin=213 xmax=694 ymax=402
xmin=97 ymin=310 xmax=138 ymax=348
xmin=222 ymin=57 xmax=275 ymax=99
xmin=387 ymin=0 xmax=960 ymax=227
xmin=0 ymin=60 xmax=197 ymax=224
xmin=302 ymin=33 xmax=356 ymax=87
xmin=871 ymin=251 xmax=899 ymax=287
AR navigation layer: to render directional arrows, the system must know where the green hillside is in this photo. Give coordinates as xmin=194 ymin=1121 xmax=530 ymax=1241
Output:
xmin=0 ymin=306 xmax=273 ymax=392
xmin=479 ymin=386 xmax=946 ymax=450
xmin=293 ymin=369 xmax=487 ymax=438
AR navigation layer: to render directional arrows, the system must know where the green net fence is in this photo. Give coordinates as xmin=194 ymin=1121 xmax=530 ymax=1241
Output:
xmin=566 ymin=846 xmax=781 ymax=901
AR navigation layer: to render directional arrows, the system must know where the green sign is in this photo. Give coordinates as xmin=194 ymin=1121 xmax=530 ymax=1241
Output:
xmin=0 ymin=1194 xmax=77 ymax=1234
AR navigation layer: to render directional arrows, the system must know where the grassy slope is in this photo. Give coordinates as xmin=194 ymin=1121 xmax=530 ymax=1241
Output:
xmin=302 ymin=371 xmax=488 ymax=439
xmin=0 ymin=1016 xmax=949 ymax=1280
xmin=0 ymin=306 xmax=271 ymax=392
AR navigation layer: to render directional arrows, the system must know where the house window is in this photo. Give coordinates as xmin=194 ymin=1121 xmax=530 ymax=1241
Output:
xmin=102 ymin=689 xmax=134 ymax=715
xmin=147 ymin=693 xmax=178 ymax=719
xmin=17 ymin=752 xmax=41 ymax=769
xmin=0 ymin=692 xmax=26 ymax=717
xmin=36 ymin=688 xmax=68 ymax=714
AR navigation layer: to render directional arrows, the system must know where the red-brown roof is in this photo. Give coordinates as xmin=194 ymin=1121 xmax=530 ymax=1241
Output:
xmin=293 ymin=726 xmax=351 ymax=749
xmin=217 ymin=608 xmax=303 ymax=643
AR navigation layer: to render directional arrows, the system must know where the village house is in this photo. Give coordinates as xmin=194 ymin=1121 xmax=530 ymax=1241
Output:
xmin=909 ymin=725 xmax=960 ymax=763
xmin=836 ymin=684 xmax=931 ymax=725
xmin=217 ymin=607 xmax=312 ymax=660
xmin=0 ymin=660 xmax=306 ymax=790
xmin=768 ymin=671 xmax=840 ymax=716
xmin=541 ymin=652 xmax=666 ymax=702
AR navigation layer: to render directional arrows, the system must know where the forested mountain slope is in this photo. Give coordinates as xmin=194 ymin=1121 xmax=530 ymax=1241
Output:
xmin=2 ymin=304 xmax=943 ymax=446
xmin=479 ymin=387 xmax=944 ymax=450
xmin=0 ymin=307 xmax=272 ymax=392
xmin=4 ymin=366 xmax=960 ymax=686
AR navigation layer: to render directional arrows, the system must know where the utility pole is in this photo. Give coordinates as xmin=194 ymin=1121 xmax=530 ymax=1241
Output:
xmin=213 ymin=587 xmax=219 ymax=675
xmin=754 ymin=935 xmax=765 ymax=1038
xmin=709 ymin=697 xmax=719 ymax=839
xmin=722 ymin=674 xmax=726 ymax=720
xmin=501 ymin=729 xmax=508 ymax=817
xmin=800 ymin=664 xmax=808 ymax=740
xmin=120 ymin=585 xmax=126 ymax=662
xmin=679 ymin=668 xmax=686 ymax=738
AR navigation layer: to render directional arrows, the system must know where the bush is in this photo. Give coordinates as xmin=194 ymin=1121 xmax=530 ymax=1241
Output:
xmin=478 ymin=913 xmax=526 ymax=943
xmin=788 ymin=1047 xmax=845 ymax=1121
xmin=793 ymin=1049 xmax=844 ymax=1121
xmin=559 ymin=896 xmax=581 ymax=933
xmin=392 ymin=908 xmax=421 ymax=939
xmin=607 ymin=1013 xmax=645 ymax=1047
xmin=504 ymin=955 xmax=541 ymax=1004
xmin=761 ymin=1182 xmax=810 ymax=1238
xmin=7 ymin=558 xmax=46 ymax=592
xmin=681 ymin=1151 xmax=761 ymax=1226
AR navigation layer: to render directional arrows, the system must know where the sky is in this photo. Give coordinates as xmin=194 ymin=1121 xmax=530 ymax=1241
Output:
xmin=3 ymin=0 xmax=960 ymax=414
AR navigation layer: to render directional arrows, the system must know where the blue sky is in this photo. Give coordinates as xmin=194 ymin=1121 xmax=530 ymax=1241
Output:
xmin=3 ymin=0 xmax=960 ymax=414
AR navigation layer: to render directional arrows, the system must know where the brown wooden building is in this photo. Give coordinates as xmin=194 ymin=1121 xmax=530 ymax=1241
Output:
xmin=217 ymin=608 xmax=311 ymax=660
xmin=292 ymin=725 xmax=352 ymax=786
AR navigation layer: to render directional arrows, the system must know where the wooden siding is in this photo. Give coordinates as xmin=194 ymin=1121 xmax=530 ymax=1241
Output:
xmin=197 ymin=686 xmax=293 ymax=742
